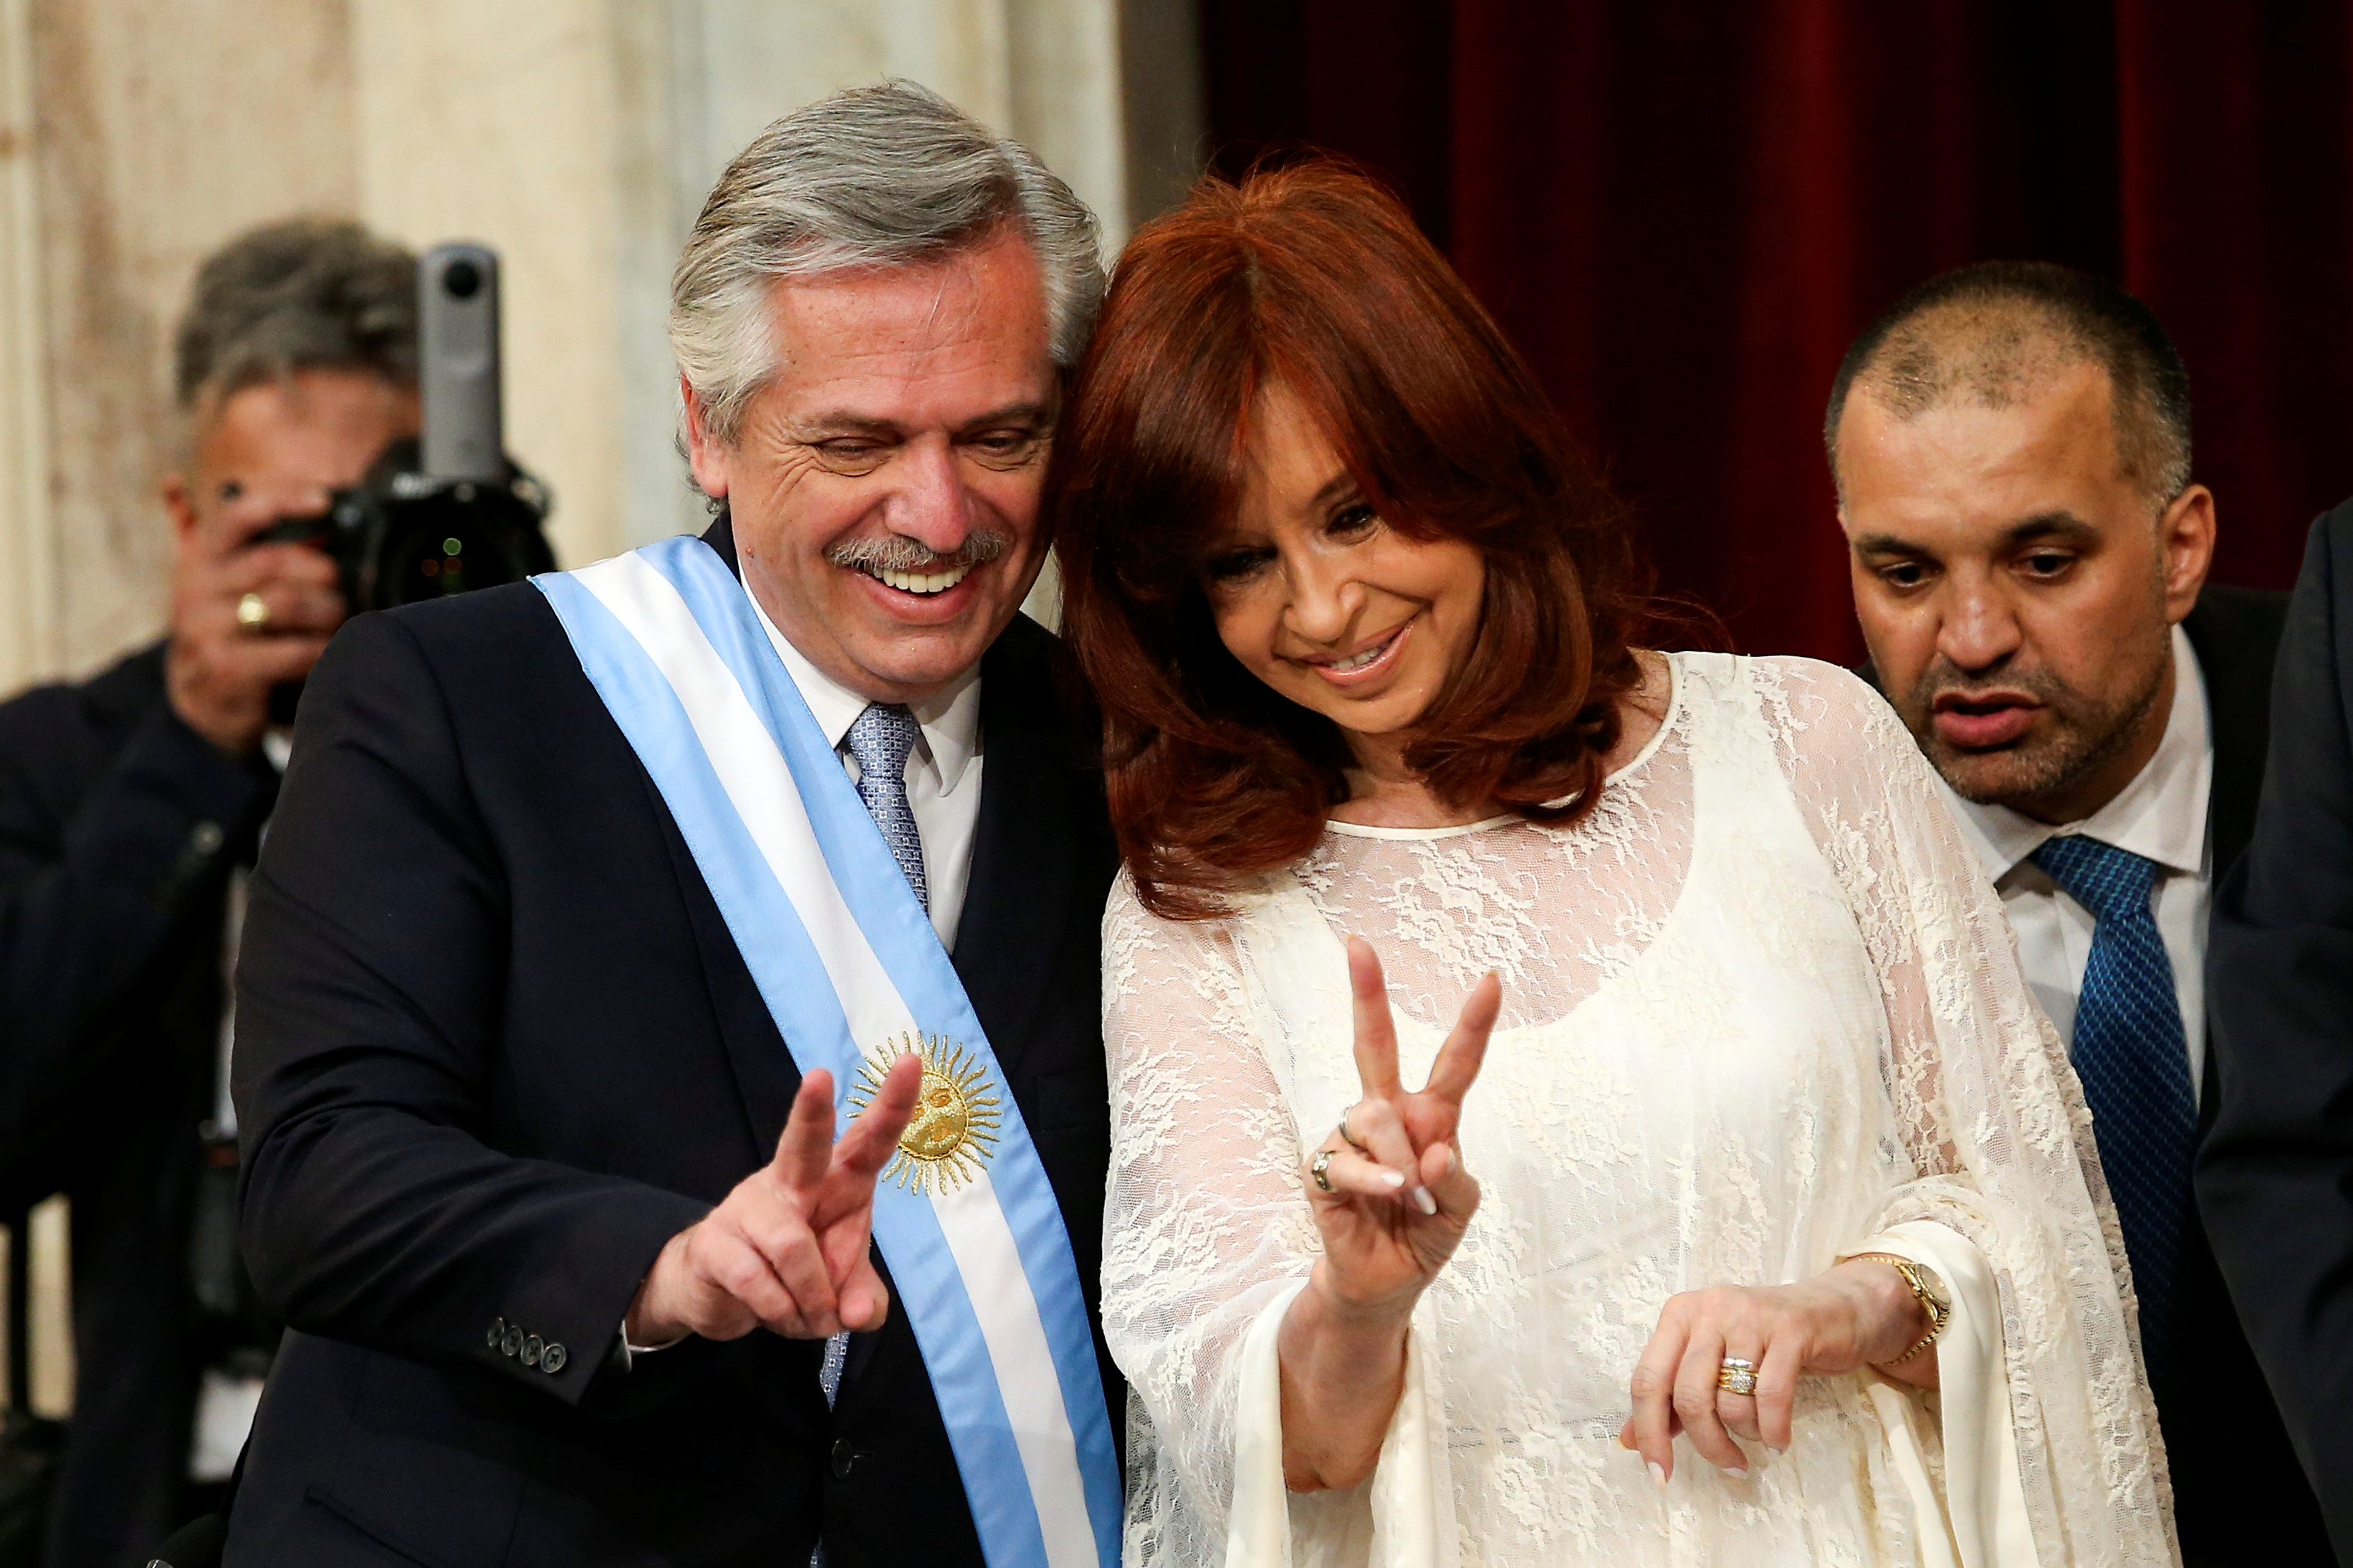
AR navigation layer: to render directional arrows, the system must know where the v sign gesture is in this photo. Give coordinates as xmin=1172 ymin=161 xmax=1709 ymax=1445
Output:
xmin=1279 ymin=937 xmax=1500 ymax=1492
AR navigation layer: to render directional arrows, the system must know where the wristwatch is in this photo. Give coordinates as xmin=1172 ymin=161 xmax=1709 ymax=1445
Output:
xmin=1846 ymin=1252 xmax=1952 ymax=1366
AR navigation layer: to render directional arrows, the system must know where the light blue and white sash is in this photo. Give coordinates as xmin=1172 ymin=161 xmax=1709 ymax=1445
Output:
xmin=534 ymin=535 xmax=1120 ymax=1568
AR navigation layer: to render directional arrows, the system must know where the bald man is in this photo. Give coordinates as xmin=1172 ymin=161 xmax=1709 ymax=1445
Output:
xmin=1826 ymin=261 xmax=2330 ymax=1565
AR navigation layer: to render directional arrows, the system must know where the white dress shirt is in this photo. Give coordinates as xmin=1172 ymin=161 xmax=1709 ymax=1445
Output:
xmin=1935 ymin=624 xmax=2213 ymax=1098
xmin=746 ymin=584 xmax=985 ymax=951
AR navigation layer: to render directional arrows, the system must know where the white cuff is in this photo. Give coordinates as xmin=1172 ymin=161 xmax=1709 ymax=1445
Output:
xmin=1848 ymin=1221 xmax=2038 ymax=1568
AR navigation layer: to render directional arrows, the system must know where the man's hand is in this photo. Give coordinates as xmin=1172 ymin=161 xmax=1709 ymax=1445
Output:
xmin=165 ymin=502 xmax=345 ymax=756
xmin=626 ymin=1053 xmax=924 ymax=1347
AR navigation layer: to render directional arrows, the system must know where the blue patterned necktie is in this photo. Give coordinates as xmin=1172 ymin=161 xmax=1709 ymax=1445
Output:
xmin=844 ymin=703 xmax=929 ymax=912
xmin=812 ymin=704 xmax=927 ymax=1438
xmin=2030 ymin=833 xmax=2198 ymax=1377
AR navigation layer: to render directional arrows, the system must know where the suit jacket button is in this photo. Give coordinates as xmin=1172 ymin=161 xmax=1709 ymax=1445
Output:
xmin=502 ymin=1327 xmax=524 ymax=1358
xmin=830 ymin=1439 xmax=855 ymax=1480
xmin=540 ymin=1342 xmax=567 ymax=1374
xmin=487 ymin=1317 xmax=505 ymax=1350
xmin=522 ymin=1334 xmax=543 ymax=1368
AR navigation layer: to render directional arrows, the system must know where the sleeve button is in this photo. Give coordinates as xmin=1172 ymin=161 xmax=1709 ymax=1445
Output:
xmin=540 ymin=1342 xmax=567 ymax=1374
xmin=522 ymin=1334 xmax=543 ymax=1368
xmin=487 ymin=1317 xmax=505 ymax=1350
xmin=502 ymin=1327 xmax=523 ymax=1358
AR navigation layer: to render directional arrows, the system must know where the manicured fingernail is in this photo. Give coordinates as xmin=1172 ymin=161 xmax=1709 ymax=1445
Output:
xmin=1380 ymin=1170 xmax=1405 ymax=1189
xmin=1647 ymin=1461 xmax=1667 ymax=1490
xmin=1413 ymin=1186 xmax=1437 ymax=1216
xmin=1443 ymin=1145 xmax=1457 ymax=1174
xmin=1725 ymin=1466 xmax=1748 ymax=1481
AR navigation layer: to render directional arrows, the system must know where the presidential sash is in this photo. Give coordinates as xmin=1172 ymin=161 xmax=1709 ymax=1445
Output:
xmin=534 ymin=536 xmax=1120 ymax=1568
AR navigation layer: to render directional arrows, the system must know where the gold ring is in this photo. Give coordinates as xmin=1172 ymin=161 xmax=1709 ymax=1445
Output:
xmin=1717 ymin=1357 xmax=1758 ymax=1397
xmin=1336 ymin=1112 xmax=1369 ymax=1152
xmin=236 ymin=592 xmax=270 ymax=630
xmin=1310 ymin=1148 xmax=1337 ymax=1193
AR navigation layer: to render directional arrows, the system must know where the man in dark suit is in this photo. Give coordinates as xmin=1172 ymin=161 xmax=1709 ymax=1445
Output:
xmin=2202 ymin=499 xmax=2353 ymax=1560
xmin=1825 ymin=260 xmax=2332 ymax=1563
xmin=0 ymin=220 xmax=416 ymax=1567
xmin=224 ymin=83 xmax=1123 ymax=1566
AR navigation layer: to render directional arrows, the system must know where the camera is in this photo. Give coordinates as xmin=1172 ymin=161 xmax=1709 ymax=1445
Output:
xmin=260 ymin=242 xmax=555 ymax=612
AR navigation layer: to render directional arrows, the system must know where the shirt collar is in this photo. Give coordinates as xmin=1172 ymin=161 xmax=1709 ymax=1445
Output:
xmin=742 ymin=579 xmax=982 ymax=793
xmin=1937 ymin=622 xmax=2212 ymax=882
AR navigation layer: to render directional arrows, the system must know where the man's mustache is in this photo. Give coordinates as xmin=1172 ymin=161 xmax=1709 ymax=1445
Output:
xmin=824 ymin=529 xmax=1013 ymax=574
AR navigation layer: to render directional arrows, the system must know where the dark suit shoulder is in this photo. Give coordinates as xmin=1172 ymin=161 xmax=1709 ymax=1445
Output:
xmin=982 ymin=610 xmax=1059 ymax=693
xmin=2188 ymin=581 xmax=2293 ymax=878
xmin=0 ymin=640 xmax=167 ymax=758
xmin=2187 ymin=582 xmax=2291 ymax=669
xmin=301 ymin=582 xmax=589 ymax=747
xmin=357 ymin=578 xmax=571 ymax=678
xmin=980 ymin=612 xmax=1100 ymax=770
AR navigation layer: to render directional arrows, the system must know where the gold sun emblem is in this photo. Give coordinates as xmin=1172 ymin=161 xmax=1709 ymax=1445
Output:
xmin=850 ymin=1033 xmax=1002 ymax=1194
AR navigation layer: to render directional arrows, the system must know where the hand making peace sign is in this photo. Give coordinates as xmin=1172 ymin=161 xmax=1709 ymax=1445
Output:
xmin=1303 ymin=937 xmax=1502 ymax=1311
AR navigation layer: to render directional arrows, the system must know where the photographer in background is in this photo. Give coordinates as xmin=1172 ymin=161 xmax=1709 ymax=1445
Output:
xmin=0 ymin=218 xmax=416 ymax=1567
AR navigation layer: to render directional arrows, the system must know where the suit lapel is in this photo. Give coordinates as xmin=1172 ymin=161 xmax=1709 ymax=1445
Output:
xmin=2185 ymin=586 xmax=2289 ymax=881
xmin=953 ymin=623 xmax=1080 ymax=1077
xmin=2182 ymin=585 xmax=2290 ymax=1126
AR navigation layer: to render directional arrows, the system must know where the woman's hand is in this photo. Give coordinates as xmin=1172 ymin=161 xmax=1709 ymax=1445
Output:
xmin=1278 ymin=938 xmax=1499 ymax=1492
xmin=1305 ymin=938 xmax=1500 ymax=1311
xmin=1617 ymin=1260 xmax=1933 ymax=1483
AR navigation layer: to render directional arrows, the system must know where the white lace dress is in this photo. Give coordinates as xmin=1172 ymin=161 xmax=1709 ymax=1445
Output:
xmin=1100 ymin=653 xmax=2173 ymax=1568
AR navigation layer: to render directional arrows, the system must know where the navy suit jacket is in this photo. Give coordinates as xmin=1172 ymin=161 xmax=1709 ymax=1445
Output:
xmin=2203 ymin=501 xmax=2353 ymax=1563
xmin=225 ymin=520 xmax=1121 ymax=1567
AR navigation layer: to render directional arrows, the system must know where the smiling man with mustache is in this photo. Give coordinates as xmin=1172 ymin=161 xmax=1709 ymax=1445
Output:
xmin=219 ymin=84 xmax=1125 ymax=1567
xmin=1827 ymin=259 xmax=2331 ymax=1567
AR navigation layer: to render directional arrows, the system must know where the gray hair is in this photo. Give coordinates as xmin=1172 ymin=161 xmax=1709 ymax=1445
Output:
xmin=671 ymin=80 xmax=1103 ymax=446
xmin=174 ymin=218 xmax=418 ymax=413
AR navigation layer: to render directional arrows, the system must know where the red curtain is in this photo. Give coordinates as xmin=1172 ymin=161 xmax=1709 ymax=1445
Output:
xmin=1199 ymin=1 xmax=2353 ymax=663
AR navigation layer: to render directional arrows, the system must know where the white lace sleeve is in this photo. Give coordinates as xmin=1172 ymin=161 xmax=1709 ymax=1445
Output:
xmin=1755 ymin=657 xmax=2176 ymax=1566
xmin=1100 ymin=874 xmax=1325 ymax=1564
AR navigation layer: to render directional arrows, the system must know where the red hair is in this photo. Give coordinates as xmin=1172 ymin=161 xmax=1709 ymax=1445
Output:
xmin=1051 ymin=162 xmax=1649 ymax=920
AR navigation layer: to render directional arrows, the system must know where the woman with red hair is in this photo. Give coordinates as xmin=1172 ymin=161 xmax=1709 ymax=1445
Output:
xmin=1055 ymin=164 xmax=2167 ymax=1566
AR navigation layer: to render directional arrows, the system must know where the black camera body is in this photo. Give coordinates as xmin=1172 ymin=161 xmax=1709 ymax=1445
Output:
xmin=263 ymin=240 xmax=553 ymax=616
xmin=259 ymin=242 xmax=552 ymax=724
xmin=261 ymin=438 xmax=554 ymax=612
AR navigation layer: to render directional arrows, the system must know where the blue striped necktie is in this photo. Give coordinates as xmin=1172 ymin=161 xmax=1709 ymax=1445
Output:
xmin=2029 ymin=833 xmax=2198 ymax=1377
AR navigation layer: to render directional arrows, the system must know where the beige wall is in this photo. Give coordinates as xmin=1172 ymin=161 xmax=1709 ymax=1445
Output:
xmin=350 ymin=0 xmax=633 ymax=572
xmin=9 ymin=0 xmax=358 ymax=689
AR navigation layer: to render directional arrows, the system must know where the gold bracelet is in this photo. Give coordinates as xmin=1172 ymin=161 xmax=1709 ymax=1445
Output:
xmin=1846 ymin=1253 xmax=1951 ymax=1367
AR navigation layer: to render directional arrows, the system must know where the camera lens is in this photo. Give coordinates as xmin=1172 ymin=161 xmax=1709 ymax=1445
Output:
xmin=443 ymin=260 xmax=482 ymax=299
